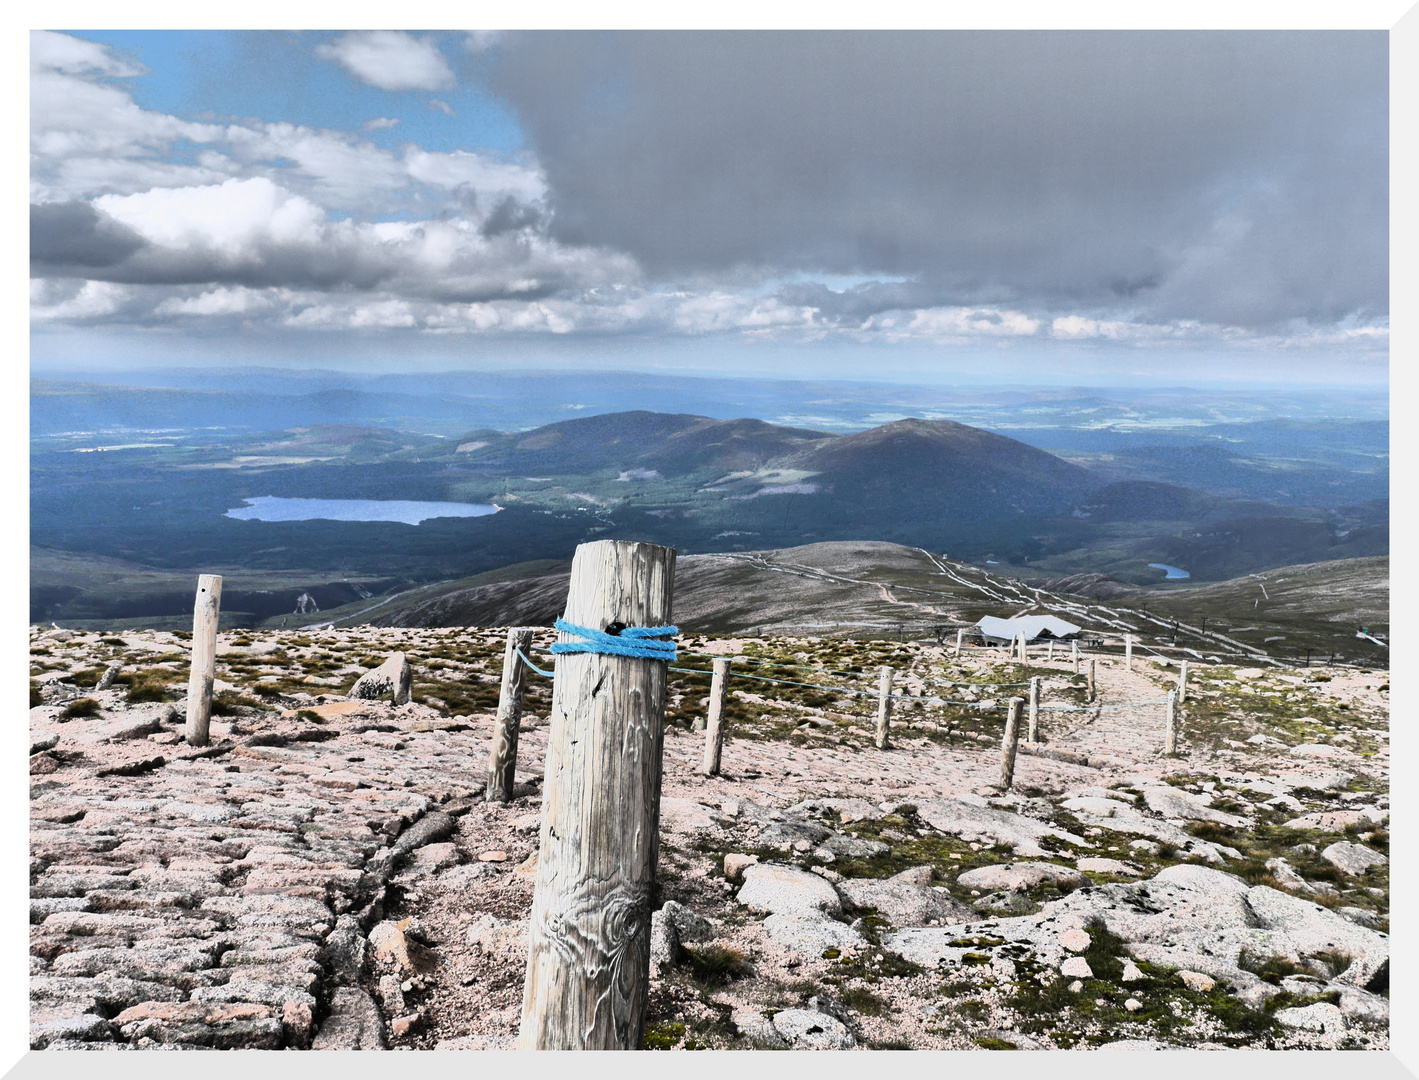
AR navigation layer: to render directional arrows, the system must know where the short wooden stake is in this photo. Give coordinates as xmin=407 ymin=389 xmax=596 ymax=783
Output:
xmin=998 ymin=697 xmax=1023 ymax=790
xmin=701 ymin=658 xmax=731 ymax=776
xmin=486 ymin=627 xmax=536 ymax=803
xmin=955 ymin=629 xmax=964 ymax=657
xmin=184 ymin=575 xmax=222 ymax=747
xmin=1047 ymin=639 xmax=1054 ymax=661
xmin=874 ymin=665 xmax=894 ymax=750
xmin=1027 ymin=676 xmax=1041 ymax=742
xmin=1071 ymin=640 xmax=1079 ymax=674
xmin=1125 ymin=634 xmax=1133 ymax=671
xmin=1178 ymin=660 xmax=1189 ymax=703
xmin=1087 ymin=659 xmax=1096 ymax=703
xmin=518 ymin=540 xmax=675 ymax=1050
xmin=1164 ymin=689 xmax=1179 ymax=754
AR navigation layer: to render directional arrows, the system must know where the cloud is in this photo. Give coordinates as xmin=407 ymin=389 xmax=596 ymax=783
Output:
xmin=30 ymin=34 xmax=543 ymax=217
xmin=30 ymin=29 xmax=146 ymax=78
xmin=33 ymin=176 xmax=637 ymax=304
xmin=30 ymin=202 xmax=147 ymax=267
xmin=427 ymin=98 xmax=456 ymax=117
xmin=314 ymin=31 xmax=456 ymax=92
xmin=483 ymin=31 xmax=1387 ymax=330
xmin=27 ymin=30 xmax=1390 ymax=357
xmin=464 ymin=31 xmax=504 ymax=55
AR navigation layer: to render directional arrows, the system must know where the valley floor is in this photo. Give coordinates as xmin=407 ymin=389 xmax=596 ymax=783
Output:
xmin=28 ymin=626 xmax=1389 ymax=1050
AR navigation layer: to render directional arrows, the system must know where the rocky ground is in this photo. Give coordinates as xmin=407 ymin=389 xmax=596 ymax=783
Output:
xmin=28 ymin=625 xmax=1389 ymax=1050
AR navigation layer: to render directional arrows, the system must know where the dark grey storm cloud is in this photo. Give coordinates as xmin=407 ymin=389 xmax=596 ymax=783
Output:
xmin=31 ymin=202 xmax=147 ymax=268
xmin=483 ymin=31 xmax=1388 ymax=327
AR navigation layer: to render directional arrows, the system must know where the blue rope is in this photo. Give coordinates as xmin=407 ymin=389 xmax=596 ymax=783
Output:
xmin=515 ymin=647 xmax=556 ymax=679
xmin=549 ymin=618 xmax=679 ymax=661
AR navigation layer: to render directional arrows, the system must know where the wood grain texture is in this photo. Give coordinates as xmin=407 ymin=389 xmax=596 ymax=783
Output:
xmin=874 ymin=665 xmax=894 ymax=750
xmin=998 ymin=696 xmax=1023 ymax=790
xmin=1072 ymin=640 xmax=1079 ymax=674
xmin=487 ymin=627 xmax=536 ymax=803
xmin=184 ymin=575 xmax=222 ymax=747
xmin=701 ymin=658 xmax=731 ymax=776
xmin=1027 ymin=676 xmax=1041 ymax=743
xmin=518 ymin=540 xmax=675 ymax=1050
xmin=1165 ymin=690 xmax=1178 ymax=754
xmin=1178 ymin=660 xmax=1189 ymax=703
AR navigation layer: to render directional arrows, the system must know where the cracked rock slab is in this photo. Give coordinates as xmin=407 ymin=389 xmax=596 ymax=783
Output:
xmin=310 ymin=988 xmax=386 ymax=1050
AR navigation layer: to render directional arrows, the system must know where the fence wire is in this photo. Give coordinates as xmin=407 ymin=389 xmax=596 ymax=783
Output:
xmin=514 ymin=644 xmax=1168 ymax=715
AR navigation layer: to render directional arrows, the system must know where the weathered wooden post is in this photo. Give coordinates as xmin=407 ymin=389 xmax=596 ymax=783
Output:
xmin=486 ymin=627 xmax=536 ymax=803
xmin=1027 ymin=676 xmax=1041 ymax=742
xmin=998 ymin=697 xmax=1023 ymax=789
xmin=701 ymin=658 xmax=732 ymax=776
xmin=1047 ymin=639 xmax=1054 ymax=662
xmin=185 ymin=575 xmax=222 ymax=747
xmin=518 ymin=540 xmax=675 ymax=1050
xmin=1087 ymin=659 xmax=1096 ymax=703
xmin=1164 ymin=689 xmax=1179 ymax=754
xmin=1071 ymin=640 xmax=1080 ymax=674
xmin=1125 ymin=633 xmax=1133 ymax=671
xmin=1178 ymin=660 xmax=1189 ymax=703
xmin=955 ymin=629 xmax=964 ymax=658
xmin=874 ymin=665 xmax=894 ymax=749
xmin=1017 ymin=631 xmax=1027 ymax=662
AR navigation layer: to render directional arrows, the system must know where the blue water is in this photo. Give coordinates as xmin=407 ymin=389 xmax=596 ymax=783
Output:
xmin=226 ymin=496 xmax=501 ymax=525
xmin=1149 ymin=563 xmax=1191 ymax=580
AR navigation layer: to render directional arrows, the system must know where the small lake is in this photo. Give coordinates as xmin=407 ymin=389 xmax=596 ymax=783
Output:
xmin=226 ymin=496 xmax=501 ymax=525
xmin=1148 ymin=563 xmax=1191 ymax=580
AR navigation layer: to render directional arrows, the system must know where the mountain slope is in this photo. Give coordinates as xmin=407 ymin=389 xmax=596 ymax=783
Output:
xmin=365 ymin=542 xmax=1387 ymax=668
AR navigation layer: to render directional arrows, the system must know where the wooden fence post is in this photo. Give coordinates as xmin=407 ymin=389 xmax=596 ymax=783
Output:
xmin=1178 ymin=660 xmax=1189 ymax=703
xmin=1027 ymin=676 xmax=1041 ymax=742
xmin=998 ymin=697 xmax=1023 ymax=790
xmin=1087 ymin=659 xmax=1096 ymax=703
xmin=874 ymin=665 xmax=894 ymax=750
xmin=955 ymin=629 xmax=964 ymax=658
xmin=1071 ymin=640 xmax=1079 ymax=675
xmin=486 ymin=627 xmax=536 ymax=803
xmin=518 ymin=540 xmax=675 ymax=1050
xmin=1047 ymin=639 xmax=1054 ymax=662
xmin=1125 ymin=634 xmax=1133 ymax=671
xmin=185 ymin=575 xmax=222 ymax=747
xmin=702 ymin=658 xmax=732 ymax=776
xmin=1164 ymin=689 xmax=1179 ymax=754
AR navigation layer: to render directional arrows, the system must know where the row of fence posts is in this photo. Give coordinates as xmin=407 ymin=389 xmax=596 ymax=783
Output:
xmin=169 ymin=542 xmax=1195 ymax=1049
xmin=483 ymin=616 xmax=1191 ymax=809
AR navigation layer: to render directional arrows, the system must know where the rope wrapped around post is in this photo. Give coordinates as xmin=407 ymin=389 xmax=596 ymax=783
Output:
xmin=550 ymin=617 xmax=678 ymax=661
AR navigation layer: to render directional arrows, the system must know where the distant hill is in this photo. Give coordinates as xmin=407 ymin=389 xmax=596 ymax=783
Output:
xmin=423 ymin=411 xmax=834 ymax=478
xmin=365 ymin=541 xmax=1387 ymax=668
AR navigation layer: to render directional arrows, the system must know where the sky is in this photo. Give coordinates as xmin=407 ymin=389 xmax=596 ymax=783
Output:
xmin=28 ymin=28 xmax=1391 ymax=386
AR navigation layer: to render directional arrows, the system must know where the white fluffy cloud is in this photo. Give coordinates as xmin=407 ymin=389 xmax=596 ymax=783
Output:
xmin=30 ymin=30 xmax=146 ymax=78
xmin=314 ymin=31 xmax=456 ymax=92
